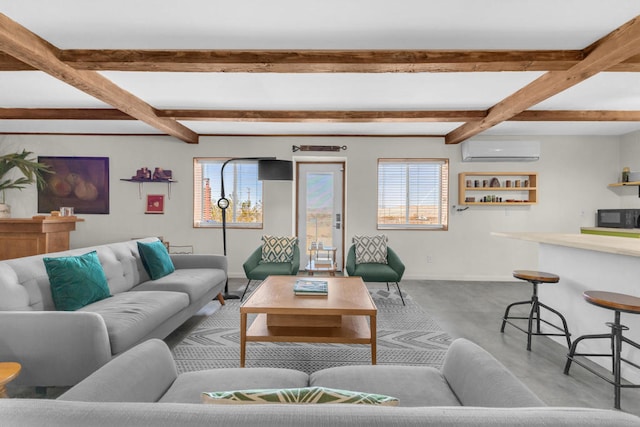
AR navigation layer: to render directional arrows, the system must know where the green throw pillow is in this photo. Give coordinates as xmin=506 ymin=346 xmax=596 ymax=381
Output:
xmin=137 ymin=240 xmax=175 ymax=280
xmin=261 ymin=235 xmax=297 ymax=263
xmin=202 ymin=386 xmax=398 ymax=406
xmin=44 ymin=250 xmax=111 ymax=311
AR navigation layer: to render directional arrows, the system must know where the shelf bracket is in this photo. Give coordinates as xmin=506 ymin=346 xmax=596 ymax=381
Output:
xmin=137 ymin=181 xmax=172 ymax=199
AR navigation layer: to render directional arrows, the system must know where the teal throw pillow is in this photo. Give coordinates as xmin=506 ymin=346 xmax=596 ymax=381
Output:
xmin=202 ymin=386 xmax=398 ymax=406
xmin=44 ymin=250 xmax=111 ymax=311
xmin=137 ymin=240 xmax=175 ymax=280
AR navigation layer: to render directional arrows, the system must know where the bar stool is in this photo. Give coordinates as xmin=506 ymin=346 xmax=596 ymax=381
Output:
xmin=500 ymin=270 xmax=572 ymax=351
xmin=564 ymin=291 xmax=640 ymax=409
xmin=0 ymin=362 xmax=21 ymax=398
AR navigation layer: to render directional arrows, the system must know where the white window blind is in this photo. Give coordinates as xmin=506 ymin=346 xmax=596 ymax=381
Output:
xmin=377 ymin=158 xmax=448 ymax=230
xmin=193 ymin=158 xmax=263 ymax=228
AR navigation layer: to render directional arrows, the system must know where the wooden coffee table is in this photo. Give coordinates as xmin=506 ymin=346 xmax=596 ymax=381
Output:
xmin=239 ymin=275 xmax=377 ymax=367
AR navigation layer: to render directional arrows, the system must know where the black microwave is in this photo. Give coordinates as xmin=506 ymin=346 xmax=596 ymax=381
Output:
xmin=597 ymin=209 xmax=640 ymax=229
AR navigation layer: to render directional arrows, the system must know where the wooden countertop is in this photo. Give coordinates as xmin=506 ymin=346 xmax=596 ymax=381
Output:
xmin=0 ymin=215 xmax=84 ymax=223
xmin=492 ymin=231 xmax=640 ymax=258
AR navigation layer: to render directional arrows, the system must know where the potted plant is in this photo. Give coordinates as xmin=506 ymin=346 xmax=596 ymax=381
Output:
xmin=0 ymin=150 xmax=51 ymax=218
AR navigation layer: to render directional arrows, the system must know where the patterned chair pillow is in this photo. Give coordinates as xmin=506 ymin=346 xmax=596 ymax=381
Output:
xmin=353 ymin=235 xmax=388 ymax=264
xmin=202 ymin=386 xmax=398 ymax=406
xmin=261 ymin=235 xmax=298 ymax=263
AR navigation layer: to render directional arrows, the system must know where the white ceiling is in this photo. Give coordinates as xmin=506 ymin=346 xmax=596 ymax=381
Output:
xmin=2 ymin=0 xmax=640 ymax=138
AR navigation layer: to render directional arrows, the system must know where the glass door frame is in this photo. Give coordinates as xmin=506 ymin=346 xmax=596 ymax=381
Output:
xmin=295 ymin=160 xmax=346 ymax=272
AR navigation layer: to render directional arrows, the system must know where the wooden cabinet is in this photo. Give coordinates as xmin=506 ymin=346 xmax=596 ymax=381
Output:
xmin=458 ymin=172 xmax=538 ymax=205
xmin=0 ymin=216 xmax=83 ymax=260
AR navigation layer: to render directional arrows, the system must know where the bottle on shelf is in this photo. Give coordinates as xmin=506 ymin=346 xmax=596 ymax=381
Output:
xmin=623 ymin=167 xmax=630 ymax=183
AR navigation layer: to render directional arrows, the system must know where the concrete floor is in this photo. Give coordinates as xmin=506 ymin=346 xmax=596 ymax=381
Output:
xmin=222 ymin=277 xmax=640 ymax=415
xmin=392 ymin=279 xmax=640 ymax=417
xmin=14 ymin=276 xmax=639 ymax=416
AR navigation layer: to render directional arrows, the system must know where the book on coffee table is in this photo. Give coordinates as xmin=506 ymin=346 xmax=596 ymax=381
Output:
xmin=294 ymin=279 xmax=328 ymax=295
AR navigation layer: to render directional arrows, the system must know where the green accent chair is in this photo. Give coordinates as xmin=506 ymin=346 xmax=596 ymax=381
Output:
xmin=241 ymin=244 xmax=300 ymax=301
xmin=345 ymin=244 xmax=406 ymax=305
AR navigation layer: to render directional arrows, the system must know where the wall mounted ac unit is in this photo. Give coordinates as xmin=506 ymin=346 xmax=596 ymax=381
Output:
xmin=461 ymin=139 xmax=540 ymax=162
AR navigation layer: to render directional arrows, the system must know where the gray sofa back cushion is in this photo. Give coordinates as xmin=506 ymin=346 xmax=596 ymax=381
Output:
xmin=310 ymin=365 xmax=461 ymax=407
xmin=160 ymin=368 xmax=310 ymax=404
xmin=442 ymin=338 xmax=545 ymax=407
xmin=0 ymin=238 xmax=156 ymax=311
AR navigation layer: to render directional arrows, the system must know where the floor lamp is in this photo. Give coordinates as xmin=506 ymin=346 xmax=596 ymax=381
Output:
xmin=217 ymin=157 xmax=293 ymax=299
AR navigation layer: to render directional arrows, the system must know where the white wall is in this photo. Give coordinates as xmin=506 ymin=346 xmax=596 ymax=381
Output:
xmin=619 ymin=131 xmax=640 ymax=208
xmin=0 ymin=132 xmax=627 ymax=280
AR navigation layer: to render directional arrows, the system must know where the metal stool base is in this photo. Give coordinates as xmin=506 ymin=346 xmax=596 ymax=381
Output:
xmin=564 ymin=310 xmax=640 ymax=409
xmin=501 ymin=282 xmax=572 ymax=351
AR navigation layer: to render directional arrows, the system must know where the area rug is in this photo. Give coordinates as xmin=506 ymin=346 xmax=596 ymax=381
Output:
xmin=172 ymin=289 xmax=453 ymax=374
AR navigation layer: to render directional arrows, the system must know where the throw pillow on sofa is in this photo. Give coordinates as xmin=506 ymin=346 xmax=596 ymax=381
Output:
xmin=260 ymin=235 xmax=297 ymax=263
xmin=353 ymin=235 xmax=388 ymax=264
xmin=44 ymin=250 xmax=111 ymax=311
xmin=137 ymin=240 xmax=175 ymax=280
xmin=202 ymin=386 xmax=398 ymax=406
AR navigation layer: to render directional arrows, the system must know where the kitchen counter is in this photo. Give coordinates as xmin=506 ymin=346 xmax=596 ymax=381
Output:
xmin=580 ymin=227 xmax=640 ymax=239
xmin=492 ymin=231 xmax=640 ymax=257
xmin=493 ymin=231 xmax=640 ymax=384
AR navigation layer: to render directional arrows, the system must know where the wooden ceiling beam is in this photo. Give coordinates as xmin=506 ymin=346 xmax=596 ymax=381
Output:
xmin=4 ymin=108 xmax=640 ymax=123
xmin=56 ymin=49 xmax=584 ymax=72
xmin=445 ymin=15 xmax=640 ymax=144
xmin=512 ymin=110 xmax=640 ymax=121
xmin=0 ymin=108 xmax=133 ymax=120
xmin=2 ymin=49 xmax=639 ymax=72
xmin=0 ymin=13 xmax=198 ymax=143
xmin=0 ymin=52 xmax=34 ymax=70
xmin=158 ymin=109 xmax=486 ymax=122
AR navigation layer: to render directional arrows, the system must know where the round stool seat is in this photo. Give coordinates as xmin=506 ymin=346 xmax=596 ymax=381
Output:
xmin=0 ymin=362 xmax=21 ymax=398
xmin=513 ymin=270 xmax=559 ymax=283
xmin=583 ymin=291 xmax=640 ymax=315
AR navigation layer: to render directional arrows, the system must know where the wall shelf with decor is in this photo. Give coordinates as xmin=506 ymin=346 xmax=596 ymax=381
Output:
xmin=608 ymin=181 xmax=640 ymax=197
xmin=120 ymin=179 xmax=176 ymax=199
xmin=458 ymin=172 xmax=537 ymax=206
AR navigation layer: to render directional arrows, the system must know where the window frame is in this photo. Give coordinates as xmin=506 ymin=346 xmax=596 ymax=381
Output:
xmin=376 ymin=158 xmax=449 ymax=231
xmin=193 ymin=157 xmax=264 ymax=229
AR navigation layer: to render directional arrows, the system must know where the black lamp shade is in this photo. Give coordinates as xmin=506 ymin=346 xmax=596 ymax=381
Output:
xmin=258 ymin=159 xmax=293 ymax=181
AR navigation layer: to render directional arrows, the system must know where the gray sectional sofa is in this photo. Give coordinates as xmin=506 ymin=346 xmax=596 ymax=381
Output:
xmin=0 ymin=238 xmax=227 ymax=387
xmin=2 ymin=338 xmax=638 ymax=426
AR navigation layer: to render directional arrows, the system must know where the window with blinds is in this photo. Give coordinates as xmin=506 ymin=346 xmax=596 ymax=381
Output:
xmin=193 ymin=158 xmax=263 ymax=228
xmin=377 ymin=158 xmax=449 ymax=230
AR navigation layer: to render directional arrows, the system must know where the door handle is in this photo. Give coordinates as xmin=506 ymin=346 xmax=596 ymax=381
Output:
xmin=335 ymin=222 xmax=341 ymax=230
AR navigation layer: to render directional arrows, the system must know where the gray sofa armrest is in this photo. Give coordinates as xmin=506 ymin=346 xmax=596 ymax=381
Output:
xmin=170 ymin=254 xmax=227 ymax=272
xmin=0 ymin=311 xmax=112 ymax=387
xmin=243 ymin=246 xmax=263 ymax=277
xmin=442 ymin=338 xmax=545 ymax=407
xmin=59 ymin=339 xmax=178 ymax=403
